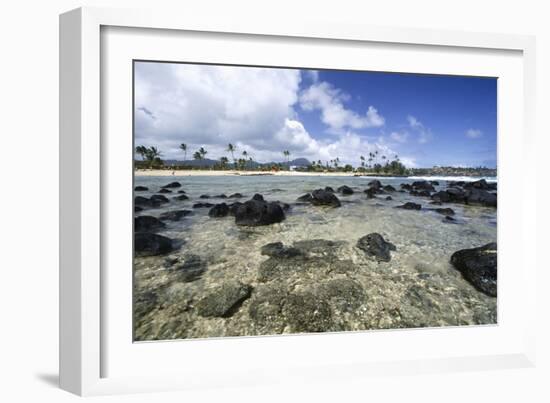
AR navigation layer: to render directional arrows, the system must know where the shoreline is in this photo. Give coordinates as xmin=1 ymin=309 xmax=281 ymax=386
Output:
xmin=135 ymin=169 xmax=393 ymax=177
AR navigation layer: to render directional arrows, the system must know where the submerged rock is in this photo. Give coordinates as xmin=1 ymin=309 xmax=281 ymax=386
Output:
xmin=297 ymin=193 xmax=313 ymax=202
xmin=159 ymin=209 xmax=192 ymax=221
xmin=450 ymin=243 xmax=497 ymax=297
xmin=208 ymin=203 xmax=229 ymax=218
xmin=383 ymin=185 xmax=396 ymax=192
xmin=135 ymin=196 xmax=162 ymax=208
xmin=412 ymin=180 xmax=435 ymax=192
xmin=368 ymin=180 xmax=382 ymax=190
xmin=173 ymin=254 xmax=207 ymax=282
xmin=196 ymin=281 xmax=253 ymax=318
xmin=433 ymin=207 xmax=455 ymax=216
xmin=282 ymin=292 xmax=333 ymax=333
xmin=356 ymin=233 xmax=396 ymax=262
xmin=228 ymin=193 xmax=244 ymax=198
xmin=150 ymin=194 xmax=170 ymax=204
xmin=193 ymin=202 xmax=214 ymax=208
xmin=396 ymin=202 xmax=421 ymax=210
xmin=134 ymin=215 xmax=166 ymax=232
xmin=385 ymin=196 xmax=393 ymax=201
xmin=199 ymin=194 xmax=210 ymax=199
xmin=465 ymin=188 xmax=497 ymax=207
xmin=234 ymin=199 xmax=285 ymax=226
xmin=324 ymin=186 xmax=335 ymax=193
xmin=162 ymin=181 xmax=181 ymax=188
xmin=134 ymin=186 xmax=148 ymax=191
xmin=135 ymin=233 xmax=174 ymax=256
xmin=364 ymin=188 xmax=377 ymax=199
xmin=337 ymin=185 xmax=354 ymax=195
xmin=157 ymin=188 xmax=172 ymax=194
xmin=310 ymin=189 xmax=341 ymax=207
xmin=260 ymin=242 xmax=302 ymax=258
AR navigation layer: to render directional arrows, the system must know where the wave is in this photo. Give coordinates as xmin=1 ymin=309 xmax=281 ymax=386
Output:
xmin=407 ymin=175 xmax=497 ymax=183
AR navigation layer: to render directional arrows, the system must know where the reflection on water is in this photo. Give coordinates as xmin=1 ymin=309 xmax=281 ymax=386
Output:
xmin=133 ymin=175 xmax=497 ymax=340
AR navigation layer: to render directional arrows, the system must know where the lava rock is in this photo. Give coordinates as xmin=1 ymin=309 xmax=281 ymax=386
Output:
xmin=396 ymin=202 xmax=421 ymax=210
xmin=465 ymin=188 xmax=497 ymax=207
xmin=214 ymin=194 xmax=227 ymax=198
xmin=310 ymin=189 xmax=341 ymax=207
xmin=196 ymin=281 xmax=253 ymax=318
xmin=199 ymin=194 xmax=210 ymax=199
xmin=282 ymin=292 xmax=333 ymax=333
xmin=337 ymin=185 xmax=354 ymax=195
xmin=162 ymin=181 xmax=181 ymax=189
xmin=450 ymin=243 xmax=497 ymax=297
xmin=134 ymin=206 xmax=143 ymax=212
xmin=431 ymin=190 xmax=451 ymax=203
xmin=297 ymin=193 xmax=313 ymax=202
xmin=412 ymin=180 xmax=435 ymax=192
xmin=324 ymin=186 xmax=335 ymax=192
xmin=252 ymin=194 xmax=264 ymax=201
xmin=367 ymin=180 xmax=382 ymax=190
xmin=383 ymin=185 xmax=396 ymax=192
xmin=135 ymin=196 xmax=162 ymax=208
xmin=385 ymin=196 xmax=393 ymax=201
xmin=234 ymin=199 xmax=286 ymax=226
xmin=150 ymin=194 xmax=170 ymax=204
xmin=193 ymin=202 xmax=214 ymax=208
xmin=400 ymin=183 xmax=413 ymax=191
xmin=174 ymin=194 xmax=189 ymax=201
xmin=433 ymin=207 xmax=455 ymax=216
xmin=364 ymin=188 xmax=377 ymax=199
xmin=159 ymin=209 xmax=192 ymax=221
xmin=134 ymin=233 xmax=174 ymax=256
xmin=356 ymin=233 xmax=396 ymax=262
xmin=173 ymin=254 xmax=207 ymax=282
xmin=157 ymin=188 xmax=172 ymax=194
xmin=134 ymin=215 xmax=166 ymax=232
xmin=208 ymin=203 xmax=230 ymax=218
xmin=134 ymin=186 xmax=148 ymax=191
xmin=228 ymin=193 xmax=244 ymax=198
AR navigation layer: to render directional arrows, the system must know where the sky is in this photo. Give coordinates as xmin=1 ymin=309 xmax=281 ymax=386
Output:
xmin=134 ymin=61 xmax=497 ymax=168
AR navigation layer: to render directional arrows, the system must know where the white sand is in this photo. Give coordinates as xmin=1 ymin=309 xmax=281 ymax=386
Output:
xmin=134 ymin=169 xmax=382 ymax=177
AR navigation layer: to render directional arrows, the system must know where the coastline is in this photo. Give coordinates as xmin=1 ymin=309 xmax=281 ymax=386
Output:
xmin=134 ymin=169 xmax=387 ymax=177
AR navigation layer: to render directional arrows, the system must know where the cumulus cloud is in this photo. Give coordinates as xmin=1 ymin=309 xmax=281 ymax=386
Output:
xmin=299 ymin=81 xmax=385 ymax=132
xmin=466 ymin=128 xmax=483 ymax=139
xmin=407 ymin=115 xmax=432 ymax=144
xmin=390 ymin=131 xmax=409 ymax=143
xmin=134 ymin=62 xmax=404 ymax=166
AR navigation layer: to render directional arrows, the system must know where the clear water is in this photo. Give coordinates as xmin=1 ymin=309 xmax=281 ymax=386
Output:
xmin=133 ymin=175 xmax=497 ymax=340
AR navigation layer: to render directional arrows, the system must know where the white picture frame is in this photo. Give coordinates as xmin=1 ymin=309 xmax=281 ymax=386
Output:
xmin=59 ymin=6 xmax=537 ymax=396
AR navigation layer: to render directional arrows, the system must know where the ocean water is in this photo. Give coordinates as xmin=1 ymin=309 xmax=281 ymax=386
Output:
xmin=133 ymin=175 xmax=497 ymax=341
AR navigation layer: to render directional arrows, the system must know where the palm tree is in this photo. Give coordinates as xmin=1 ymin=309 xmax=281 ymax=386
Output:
xmin=227 ymin=143 xmax=236 ymax=168
xmin=135 ymin=145 xmax=147 ymax=161
xmin=283 ymin=150 xmax=290 ymax=164
xmin=144 ymin=146 xmax=161 ymax=169
xmin=179 ymin=143 xmax=187 ymax=162
xmin=360 ymin=155 xmax=365 ymax=169
xmin=220 ymin=156 xmax=229 ymax=170
xmin=193 ymin=151 xmax=202 ymax=160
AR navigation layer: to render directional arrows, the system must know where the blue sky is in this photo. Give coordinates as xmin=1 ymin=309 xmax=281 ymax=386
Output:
xmin=135 ymin=62 xmax=497 ymax=168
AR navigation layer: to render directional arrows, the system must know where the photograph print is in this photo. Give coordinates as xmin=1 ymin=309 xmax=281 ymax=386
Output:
xmin=133 ymin=61 xmax=497 ymax=341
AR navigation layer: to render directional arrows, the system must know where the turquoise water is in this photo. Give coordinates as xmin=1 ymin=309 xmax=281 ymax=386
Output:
xmin=133 ymin=175 xmax=497 ymax=340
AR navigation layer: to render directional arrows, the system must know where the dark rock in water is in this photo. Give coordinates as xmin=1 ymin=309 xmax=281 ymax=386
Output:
xmin=319 ymin=278 xmax=366 ymax=312
xmin=385 ymin=196 xmax=393 ymax=201
xmin=297 ymin=193 xmax=313 ymax=202
xmin=383 ymin=185 xmax=396 ymax=192
xmin=368 ymin=180 xmax=382 ymax=190
xmin=446 ymin=187 xmax=466 ymax=203
xmin=248 ymin=285 xmax=288 ymax=332
xmin=135 ymin=215 xmax=166 ymax=232
xmin=464 ymin=179 xmax=489 ymax=190
xmin=396 ymin=202 xmax=421 ymax=210
xmin=412 ymin=181 xmax=435 ymax=192
xmin=310 ymin=189 xmax=341 ymax=207
xmin=134 ymin=186 xmax=148 ymax=191
xmin=364 ymin=188 xmax=377 ymax=199
xmin=134 ymin=206 xmax=143 ymax=212
xmin=208 ymin=203 xmax=229 ymax=218
xmin=199 ymin=194 xmax=210 ymax=199
xmin=448 ymin=181 xmax=466 ymax=188
xmin=228 ymin=193 xmax=243 ymax=198
xmin=356 ymin=233 xmax=396 ymax=262
xmin=252 ymin=193 xmax=264 ymax=201
xmin=157 ymin=188 xmax=172 ymax=194
xmin=400 ymin=183 xmax=413 ymax=191
xmin=430 ymin=201 xmax=442 ymax=206
xmin=228 ymin=202 xmax=243 ymax=216
xmin=159 ymin=209 xmax=192 ymax=221
xmin=443 ymin=216 xmax=457 ymax=223
xmin=135 ymin=233 xmax=174 ymax=256
xmin=431 ymin=190 xmax=451 ymax=203
xmin=434 ymin=207 xmax=455 ymax=216
xmin=162 ymin=181 xmax=181 ymax=189
xmin=196 ymin=281 xmax=253 ymax=318
xmin=174 ymin=194 xmax=189 ymax=201
xmin=135 ymin=196 xmax=162 ymax=208
xmin=283 ymin=292 xmax=333 ymax=333
xmin=234 ymin=199 xmax=285 ymax=226
xmin=271 ymin=188 xmax=285 ymax=192
xmin=337 ymin=185 xmax=354 ymax=195
xmin=193 ymin=202 xmax=214 ymax=208
xmin=214 ymin=194 xmax=227 ymax=198
xmin=324 ymin=186 xmax=335 ymax=193
xmin=173 ymin=254 xmax=207 ymax=282
xmin=465 ymin=188 xmax=497 ymax=207
xmin=177 ymin=190 xmax=186 ymax=194
xmin=410 ymin=189 xmax=431 ymax=197
xmin=150 ymin=194 xmax=169 ymax=204
xmin=261 ymin=242 xmax=302 ymax=258
xmin=451 ymin=243 xmax=497 ymax=297
xmin=430 ymin=180 xmax=440 ymax=186
xmin=276 ymin=201 xmax=291 ymax=210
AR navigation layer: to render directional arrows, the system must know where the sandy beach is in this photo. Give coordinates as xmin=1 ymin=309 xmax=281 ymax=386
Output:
xmin=135 ymin=169 xmax=389 ymax=177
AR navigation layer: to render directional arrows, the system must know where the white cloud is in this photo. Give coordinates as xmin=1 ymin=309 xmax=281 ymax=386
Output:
xmin=466 ymin=128 xmax=483 ymax=139
xmin=306 ymin=70 xmax=319 ymax=82
xmin=134 ymin=62 xmax=404 ymax=166
xmin=299 ymin=81 xmax=385 ymax=132
xmin=407 ymin=115 xmax=432 ymax=144
xmin=390 ymin=131 xmax=409 ymax=143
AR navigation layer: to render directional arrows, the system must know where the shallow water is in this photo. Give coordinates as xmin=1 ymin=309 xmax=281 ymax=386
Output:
xmin=133 ymin=175 xmax=497 ymax=340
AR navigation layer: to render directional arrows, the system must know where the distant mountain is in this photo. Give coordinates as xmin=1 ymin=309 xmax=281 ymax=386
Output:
xmin=163 ymin=157 xmax=311 ymax=168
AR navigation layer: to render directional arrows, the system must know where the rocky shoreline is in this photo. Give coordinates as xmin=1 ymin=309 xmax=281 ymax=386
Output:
xmin=133 ymin=178 xmax=497 ymax=340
